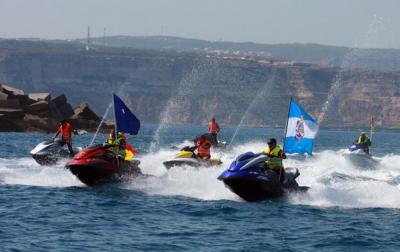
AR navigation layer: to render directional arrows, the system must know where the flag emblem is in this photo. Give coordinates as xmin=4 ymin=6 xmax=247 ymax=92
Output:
xmin=295 ymin=116 xmax=305 ymax=142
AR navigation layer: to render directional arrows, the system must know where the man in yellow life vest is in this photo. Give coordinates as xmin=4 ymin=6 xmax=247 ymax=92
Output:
xmin=116 ymin=132 xmax=127 ymax=159
xmin=106 ymin=129 xmax=116 ymax=145
xmin=105 ymin=129 xmax=126 ymax=159
xmin=357 ymin=132 xmax=372 ymax=155
xmin=263 ymin=138 xmax=286 ymax=182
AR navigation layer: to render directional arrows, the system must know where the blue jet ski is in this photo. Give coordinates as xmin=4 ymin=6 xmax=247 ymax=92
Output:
xmin=348 ymin=143 xmax=369 ymax=153
xmin=218 ymin=152 xmax=308 ymax=202
xmin=344 ymin=143 xmax=378 ymax=168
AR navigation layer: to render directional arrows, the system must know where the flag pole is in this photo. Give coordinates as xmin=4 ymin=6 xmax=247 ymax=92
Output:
xmin=370 ymin=116 xmax=375 ymax=154
xmin=113 ymin=94 xmax=120 ymax=170
xmin=282 ymin=97 xmax=292 ymax=152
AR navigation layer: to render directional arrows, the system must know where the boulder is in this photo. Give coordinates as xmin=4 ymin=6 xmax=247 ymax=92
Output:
xmin=72 ymin=102 xmax=100 ymax=121
xmin=0 ymin=99 xmax=21 ymax=109
xmin=28 ymin=100 xmax=49 ymax=111
xmin=0 ymin=84 xmax=24 ymax=96
xmin=58 ymin=103 xmax=74 ymax=118
xmin=23 ymin=114 xmax=58 ymax=133
xmin=51 ymin=94 xmax=67 ymax=107
xmin=7 ymin=94 xmax=36 ymax=108
xmin=0 ymin=91 xmax=7 ymax=100
xmin=0 ymin=116 xmax=24 ymax=132
xmin=28 ymin=93 xmax=50 ymax=102
xmin=0 ymin=108 xmax=25 ymax=119
xmin=48 ymin=94 xmax=74 ymax=120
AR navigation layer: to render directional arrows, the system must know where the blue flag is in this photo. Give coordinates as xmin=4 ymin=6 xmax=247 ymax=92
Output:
xmin=284 ymin=98 xmax=319 ymax=155
xmin=113 ymin=94 xmax=140 ymax=135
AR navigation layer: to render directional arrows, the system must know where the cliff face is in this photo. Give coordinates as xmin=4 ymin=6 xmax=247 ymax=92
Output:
xmin=0 ymin=45 xmax=399 ymax=128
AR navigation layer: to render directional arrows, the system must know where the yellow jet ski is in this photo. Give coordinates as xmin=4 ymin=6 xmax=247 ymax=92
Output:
xmin=163 ymin=146 xmax=222 ymax=170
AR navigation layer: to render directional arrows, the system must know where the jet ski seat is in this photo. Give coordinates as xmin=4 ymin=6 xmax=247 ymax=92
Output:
xmin=283 ymin=167 xmax=300 ymax=184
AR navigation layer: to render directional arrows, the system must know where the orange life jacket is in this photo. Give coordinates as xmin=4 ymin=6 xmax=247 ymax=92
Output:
xmin=197 ymin=139 xmax=211 ymax=157
xmin=59 ymin=122 xmax=72 ymax=142
xmin=208 ymin=121 xmax=219 ymax=134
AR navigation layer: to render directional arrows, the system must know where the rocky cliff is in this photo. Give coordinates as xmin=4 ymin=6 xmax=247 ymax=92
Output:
xmin=0 ymin=84 xmax=110 ymax=132
xmin=0 ymin=40 xmax=399 ymax=129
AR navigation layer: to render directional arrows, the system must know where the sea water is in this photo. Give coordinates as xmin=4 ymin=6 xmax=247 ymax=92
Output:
xmin=1 ymin=125 xmax=400 ymax=251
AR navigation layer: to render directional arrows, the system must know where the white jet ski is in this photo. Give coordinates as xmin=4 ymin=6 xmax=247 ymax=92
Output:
xmin=30 ymin=138 xmax=81 ymax=166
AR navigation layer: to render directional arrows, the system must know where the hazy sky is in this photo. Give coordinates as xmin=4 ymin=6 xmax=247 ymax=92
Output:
xmin=0 ymin=0 xmax=399 ymax=48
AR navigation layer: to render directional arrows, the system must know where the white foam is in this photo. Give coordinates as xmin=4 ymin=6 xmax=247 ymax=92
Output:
xmin=0 ymin=157 xmax=82 ymax=187
xmin=289 ymin=151 xmax=400 ymax=208
xmin=4 ymin=141 xmax=400 ymax=208
xmin=133 ymin=142 xmax=400 ymax=208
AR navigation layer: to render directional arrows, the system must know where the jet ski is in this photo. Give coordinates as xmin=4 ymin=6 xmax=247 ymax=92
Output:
xmin=66 ymin=144 xmax=142 ymax=186
xmin=343 ymin=143 xmax=378 ymax=168
xmin=30 ymin=138 xmax=81 ymax=166
xmin=195 ymin=133 xmax=227 ymax=148
xmin=163 ymin=146 xmax=222 ymax=170
xmin=218 ymin=152 xmax=308 ymax=202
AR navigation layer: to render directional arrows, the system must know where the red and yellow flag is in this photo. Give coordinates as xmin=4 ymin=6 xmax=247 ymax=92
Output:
xmin=125 ymin=143 xmax=138 ymax=161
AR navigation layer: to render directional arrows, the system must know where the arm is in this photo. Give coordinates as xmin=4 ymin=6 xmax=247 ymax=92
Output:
xmin=53 ymin=127 xmax=60 ymax=139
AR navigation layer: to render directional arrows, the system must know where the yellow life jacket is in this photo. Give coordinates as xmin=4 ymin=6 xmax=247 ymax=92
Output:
xmin=116 ymin=137 xmax=126 ymax=157
xmin=264 ymin=145 xmax=283 ymax=170
xmin=106 ymin=132 xmax=116 ymax=145
xmin=358 ymin=135 xmax=369 ymax=144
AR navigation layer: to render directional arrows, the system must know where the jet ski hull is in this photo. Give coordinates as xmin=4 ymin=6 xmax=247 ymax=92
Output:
xmin=219 ymin=171 xmax=308 ymax=202
xmin=66 ymin=145 xmax=142 ymax=186
xmin=163 ymin=158 xmax=201 ymax=169
xmin=218 ymin=152 xmax=308 ymax=202
xmin=221 ymin=176 xmax=282 ymax=201
xmin=32 ymin=154 xmax=60 ymax=166
xmin=67 ymin=159 xmax=141 ymax=186
xmin=163 ymin=157 xmax=222 ymax=170
xmin=30 ymin=139 xmax=79 ymax=166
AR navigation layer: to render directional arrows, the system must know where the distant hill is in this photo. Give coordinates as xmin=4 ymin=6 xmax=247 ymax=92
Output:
xmin=85 ymin=35 xmax=400 ymax=71
xmin=1 ymin=39 xmax=400 ymax=128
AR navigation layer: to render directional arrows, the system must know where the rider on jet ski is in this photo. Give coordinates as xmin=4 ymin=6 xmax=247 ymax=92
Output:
xmin=208 ymin=117 xmax=220 ymax=143
xmin=356 ymin=132 xmax=372 ymax=154
xmin=106 ymin=129 xmax=126 ymax=158
xmin=262 ymin=138 xmax=286 ymax=182
xmin=195 ymin=135 xmax=212 ymax=160
xmin=53 ymin=119 xmax=74 ymax=156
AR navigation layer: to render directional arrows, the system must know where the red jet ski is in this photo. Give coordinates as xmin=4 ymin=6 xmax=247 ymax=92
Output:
xmin=66 ymin=144 xmax=142 ymax=186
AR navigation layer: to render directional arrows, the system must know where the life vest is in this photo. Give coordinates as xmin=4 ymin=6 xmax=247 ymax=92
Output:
xmin=106 ymin=132 xmax=116 ymax=144
xmin=116 ymin=136 xmax=126 ymax=157
xmin=59 ymin=122 xmax=72 ymax=142
xmin=358 ymin=135 xmax=370 ymax=144
xmin=197 ymin=139 xmax=211 ymax=158
xmin=264 ymin=145 xmax=283 ymax=170
xmin=208 ymin=121 xmax=219 ymax=134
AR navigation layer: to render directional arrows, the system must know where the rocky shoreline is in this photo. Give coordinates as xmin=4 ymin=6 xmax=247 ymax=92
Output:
xmin=0 ymin=84 xmax=112 ymax=132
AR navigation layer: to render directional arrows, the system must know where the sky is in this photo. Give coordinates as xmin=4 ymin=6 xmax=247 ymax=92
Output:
xmin=0 ymin=0 xmax=399 ymax=48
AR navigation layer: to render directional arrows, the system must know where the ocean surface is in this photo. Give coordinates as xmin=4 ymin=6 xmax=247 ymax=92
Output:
xmin=1 ymin=124 xmax=400 ymax=251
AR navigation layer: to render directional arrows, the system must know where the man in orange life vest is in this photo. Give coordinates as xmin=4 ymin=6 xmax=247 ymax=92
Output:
xmin=195 ymin=135 xmax=212 ymax=160
xmin=53 ymin=120 xmax=74 ymax=156
xmin=208 ymin=117 xmax=220 ymax=144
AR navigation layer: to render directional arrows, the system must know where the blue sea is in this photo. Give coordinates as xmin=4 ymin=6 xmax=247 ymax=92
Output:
xmin=1 ymin=124 xmax=400 ymax=251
